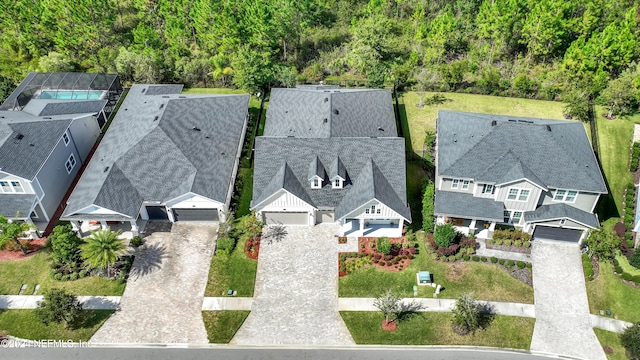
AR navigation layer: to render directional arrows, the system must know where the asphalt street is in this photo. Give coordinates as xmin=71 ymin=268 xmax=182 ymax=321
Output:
xmin=1 ymin=345 xmax=570 ymax=360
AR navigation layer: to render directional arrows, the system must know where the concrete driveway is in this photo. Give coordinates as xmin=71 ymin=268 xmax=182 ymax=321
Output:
xmin=231 ymin=224 xmax=354 ymax=345
xmin=91 ymin=222 xmax=217 ymax=344
xmin=530 ymin=239 xmax=606 ymax=360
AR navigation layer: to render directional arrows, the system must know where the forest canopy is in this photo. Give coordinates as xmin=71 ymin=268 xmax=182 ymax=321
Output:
xmin=0 ymin=0 xmax=639 ymax=115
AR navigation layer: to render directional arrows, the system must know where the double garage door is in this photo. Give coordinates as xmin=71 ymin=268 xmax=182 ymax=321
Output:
xmin=172 ymin=208 xmax=219 ymax=222
xmin=533 ymin=226 xmax=582 ymax=243
xmin=146 ymin=206 xmax=219 ymax=222
xmin=263 ymin=212 xmax=308 ymax=225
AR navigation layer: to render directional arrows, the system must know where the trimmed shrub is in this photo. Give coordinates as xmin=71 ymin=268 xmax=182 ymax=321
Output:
xmin=480 ymin=256 xmax=488 ymax=262
xmin=471 ymin=255 xmax=480 ymax=262
xmin=79 ymin=270 xmax=88 ymax=278
xmin=422 ymin=180 xmax=435 ymax=233
xmin=526 ymin=263 xmax=532 ymax=269
xmin=498 ymin=259 xmax=506 ymax=265
xmin=494 ymin=239 xmax=503 ymax=246
xmin=216 ymin=237 xmax=236 ymax=255
xmin=620 ymin=322 xmax=640 ymax=359
xmin=514 ymin=240 xmax=522 ymax=247
xmin=504 ymin=239 xmax=512 ymax=247
xmin=516 ymin=261 xmax=525 ymax=269
xmin=377 ymin=237 xmax=392 ymax=255
xmin=60 ymin=274 xmax=70 ymax=282
xmin=69 ymin=272 xmax=79 ymax=281
xmin=490 ymin=257 xmax=498 ymax=263
xmin=631 ymin=142 xmax=640 ymax=171
xmin=506 ymin=260 xmax=515 ymax=267
xmin=53 ymin=272 xmax=63 ymax=281
xmin=523 ymin=241 xmax=531 ymax=248
xmin=434 ymin=224 xmax=458 ymax=248
xmin=130 ymin=236 xmax=144 ymax=248
xmin=448 ymin=255 xmax=456 ymax=262
xmin=463 ymin=255 xmax=470 ymax=261
xmin=630 ymin=248 xmax=640 ymax=269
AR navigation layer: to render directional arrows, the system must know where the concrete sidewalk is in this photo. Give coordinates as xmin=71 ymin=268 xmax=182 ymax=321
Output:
xmin=338 ymin=298 xmax=536 ymax=318
xmin=475 ymin=238 xmax=531 ymax=262
xmin=0 ymin=295 xmax=120 ymax=310
xmin=202 ymin=297 xmax=253 ymax=311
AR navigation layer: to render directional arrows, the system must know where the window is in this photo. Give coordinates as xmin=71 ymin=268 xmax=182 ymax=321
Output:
xmin=554 ymin=189 xmax=577 ymax=202
xmin=503 ymin=210 xmax=511 ymax=223
xmin=451 ymin=178 xmax=470 ymax=190
xmin=512 ymin=211 xmax=522 ymax=223
xmin=462 ymin=180 xmax=470 ymax=190
xmin=65 ymin=154 xmax=76 ymax=174
xmin=482 ymin=184 xmax=494 ymax=194
xmin=370 ymin=205 xmax=376 ymax=214
xmin=560 ymin=218 xmax=566 ymax=225
xmin=11 ymin=181 xmax=23 ymax=193
xmin=311 ymin=178 xmax=321 ymax=189
xmin=451 ymin=179 xmax=460 ymax=189
xmin=376 ymin=208 xmax=381 ymax=214
xmin=507 ymin=188 xmax=530 ymax=202
xmin=30 ymin=211 xmax=38 ymax=219
xmin=332 ymin=178 xmax=342 ymax=189
xmin=0 ymin=181 xmax=10 ymax=192
xmin=365 ymin=208 xmax=370 ymax=214
xmin=62 ymin=131 xmax=70 ymax=146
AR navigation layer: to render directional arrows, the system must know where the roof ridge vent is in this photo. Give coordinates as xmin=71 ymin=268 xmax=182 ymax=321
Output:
xmin=162 ymin=95 xmax=170 ymax=98
xmin=14 ymin=133 xmax=24 ymax=140
xmin=192 ymin=126 xmax=201 ymax=131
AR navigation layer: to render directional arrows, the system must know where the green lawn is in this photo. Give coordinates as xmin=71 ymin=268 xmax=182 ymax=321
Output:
xmin=400 ymin=91 xmax=566 ymax=156
xmin=204 ymin=236 xmax=257 ymax=297
xmin=340 ymin=311 xmax=534 ymax=349
xmin=0 ymin=250 xmax=125 ymax=296
xmin=339 ymin=237 xmax=534 ymax=303
xmin=617 ymin=253 xmax=640 ymax=276
xmin=595 ymin=109 xmax=635 ymax=222
xmin=0 ymin=309 xmax=113 ymax=341
xmin=202 ymin=310 xmax=250 ymax=343
xmin=594 ymin=328 xmax=628 ymax=360
xmin=586 ymin=260 xmax=640 ymax=323
xmin=235 ymin=168 xmax=254 ymax=217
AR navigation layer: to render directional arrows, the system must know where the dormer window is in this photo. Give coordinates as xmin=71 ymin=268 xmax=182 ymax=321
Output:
xmin=332 ymin=177 xmax=343 ymax=189
xmin=310 ymin=177 xmax=322 ymax=189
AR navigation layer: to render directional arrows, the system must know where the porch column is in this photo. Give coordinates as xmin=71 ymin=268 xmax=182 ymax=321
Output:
xmin=469 ymin=219 xmax=477 ymax=235
xmin=219 ymin=209 xmax=226 ymax=223
xmin=398 ymin=219 xmax=404 ymax=230
xmin=359 ymin=218 xmax=364 ymax=231
xmin=100 ymin=221 xmax=108 ymax=230
xmin=488 ymin=222 xmax=496 ymax=231
xmin=70 ymin=220 xmax=80 ymax=231
xmin=130 ymin=219 xmax=139 ymax=236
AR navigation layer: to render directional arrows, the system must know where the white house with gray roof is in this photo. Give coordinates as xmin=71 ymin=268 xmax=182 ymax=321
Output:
xmin=0 ymin=72 xmax=122 ymax=232
xmin=61 ymin=85 xmax=249 ymax=234
xmin=252 ymin=85 xmax=410 ymax=237
xmin=434 ymin=111 xmax=607 ymax=243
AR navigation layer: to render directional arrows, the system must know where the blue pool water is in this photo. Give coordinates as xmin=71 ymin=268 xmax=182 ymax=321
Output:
xmin=37 ymin=90 xmax=105 ymax=100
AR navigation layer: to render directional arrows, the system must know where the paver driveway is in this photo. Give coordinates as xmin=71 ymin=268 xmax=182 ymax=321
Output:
xmin=232 ymin=224 xmax=354 ymax=345
xmin=530 ymin=239 xmax=606 ymax=360
xmin=91 ymin=222 xmax=217 ymax=344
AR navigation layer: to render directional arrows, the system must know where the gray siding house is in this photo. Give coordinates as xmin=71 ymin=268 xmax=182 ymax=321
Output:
xmin=0 ymin=72 xmax=122 ymax=232
xmin=434 ymin=111 xmax=607 ymax=243
xmin=252 ymin=85 xmax=410 ymax=237
xmin=61 ymin=85 xmax=249 ymax=234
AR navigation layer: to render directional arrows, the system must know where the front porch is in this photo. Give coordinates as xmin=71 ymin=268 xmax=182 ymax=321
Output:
xmin=435 ymin=216 xmax=496 ymax=239
xmin=340 ymin=218 xmax=404 ymax=238
xmin=71 ymin=218 xmax=148 ymax=241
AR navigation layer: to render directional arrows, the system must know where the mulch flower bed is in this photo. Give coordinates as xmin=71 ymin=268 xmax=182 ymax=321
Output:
xmin=0 ymin=238 xmax=46 ymax=261
xmin=381 ymin=319 xmax=397 ymax=331
xmin=338 ymin=237 xmax=416 ymax=277
xmin=244 ymin=236 xmax=260 ymax=260
xmin=486 ymin=242 xmax=531 ymax=254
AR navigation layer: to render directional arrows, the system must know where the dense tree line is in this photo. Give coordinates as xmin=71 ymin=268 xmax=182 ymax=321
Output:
xmin=0 ymin=0 xmax=639 ymax=115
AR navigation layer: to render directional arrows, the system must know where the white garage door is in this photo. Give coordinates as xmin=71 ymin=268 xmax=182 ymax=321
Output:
xmin=263 ymin=212 xmax=308 ymax=225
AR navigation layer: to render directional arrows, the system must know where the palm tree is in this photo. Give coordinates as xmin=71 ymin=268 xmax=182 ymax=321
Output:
xmin=80 ymin=229 xmax=125 ymax=276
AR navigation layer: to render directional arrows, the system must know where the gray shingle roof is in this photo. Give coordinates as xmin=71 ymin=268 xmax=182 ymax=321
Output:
xmin=263 ymin=87 xmax=397 ymax=138
xmin=524 ymin=203 xmax=599 ymax=228
xmin=434 ymin=190 xmax=504 ymax=222
xmin=252 ymin=137 xmax=410 ymax=221
xmin=436 ymin=111 xmax=607 ymax=193
xmin=63 ymin=84 xmax=249 ymax=219
xmin=0 ymin=194 xmax=36 ymax=218
xmin=0 ymin=119 xmax=71 ymax=180
xmin=308 ymin=156 xmax=327 ymax=181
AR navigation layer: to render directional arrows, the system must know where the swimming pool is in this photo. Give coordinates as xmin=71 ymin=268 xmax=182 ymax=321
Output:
xmin=36 ymin=90 xmax=105 ymax=100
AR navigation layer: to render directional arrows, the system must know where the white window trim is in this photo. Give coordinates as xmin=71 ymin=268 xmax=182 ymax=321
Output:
xmin=507 ymin=187 xmax=530 ymax=202
xmin=310 ymin=177 xmax=321 ymax=189
xmin=0 ymin=181 xmax=12 ymax=193
xmin=30 ymin=210 xmax=38 ymax=219
xmin=560 ymin=218 xmax=566 ymax=225
xmin=482 ymin=184 xmax=494 ymax=194
xmin=62 ymin=131 xmax=70 ymax=146
xmin=332 ymin=178 xmax=343 ymax=189
xmin=461 ymin=180 xmax=470 ymax=190
xmin=553 ymin=189 xmax=578 ymax=203
xmin=503 ymin=210 xmax=523 ymax=224
xmin=451 ymin=179 xmax=459 ymax=189
xmin=0 ymin=180 xmax=24 ymax=193
xmin=65 ymin=154 xmax=76 ymax=174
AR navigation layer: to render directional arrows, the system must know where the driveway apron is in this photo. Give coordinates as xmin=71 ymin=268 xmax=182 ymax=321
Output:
xmin=232 ymin=224 xmax=354 ymax=345
xmin=91 ymin=222 xmax=217 ymax=344
xmin=530 ymin=239 xmax=606 ymax=360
